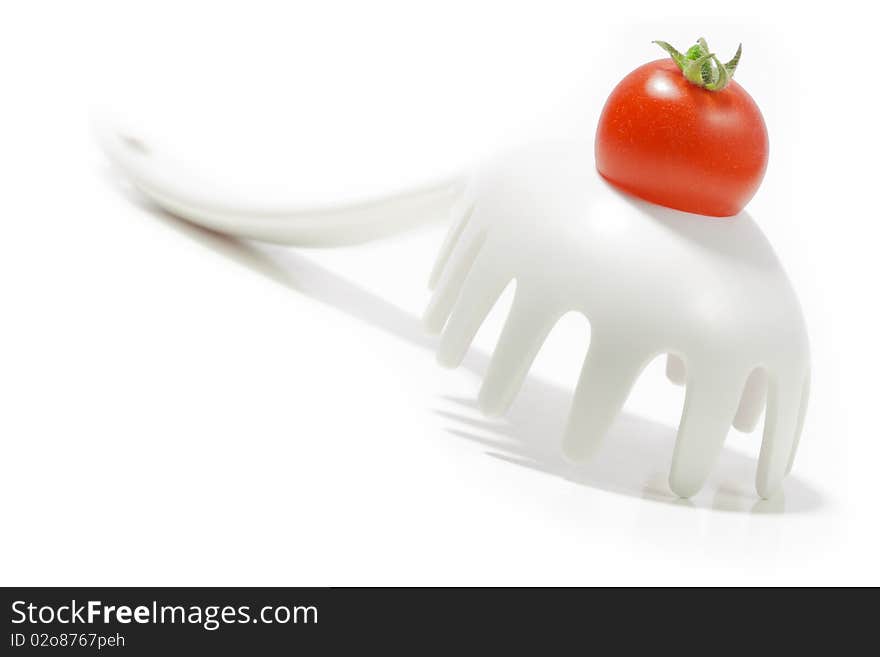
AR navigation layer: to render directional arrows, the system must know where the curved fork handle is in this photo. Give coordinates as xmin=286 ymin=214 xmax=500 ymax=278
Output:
xmin=94 ymin=120 xmax=466 ymax=247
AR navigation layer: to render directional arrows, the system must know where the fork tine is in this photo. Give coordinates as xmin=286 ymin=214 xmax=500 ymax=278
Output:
xmin=562 ymin=336 xmax=646 ymax=462
xmin=732 ymin=367 xmax=768 ymax=432
xmin=757 ymin=369 xmax=809 ymax=497
xmin=786 ymin=371 xmax=811 ymax=475
xmin=423 ymin=232 xmax=486 ymax=334
xmin=428 ymin=202 xmax=476 ymax=290
xmin=436 ymin=264 xmax=511 ymax=368
xmin=478 ymin=293 xmax=559 ymax=415
xmin=669 ymin=369 xmax=745 ymax=498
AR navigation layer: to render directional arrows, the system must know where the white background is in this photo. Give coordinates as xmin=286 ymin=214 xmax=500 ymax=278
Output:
xmin=2 ymin=1 xmax=878 ymax=585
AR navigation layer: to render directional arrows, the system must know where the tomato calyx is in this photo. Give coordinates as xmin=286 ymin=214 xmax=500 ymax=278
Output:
xmin=652 ymin=38 xmax=742 ymax=91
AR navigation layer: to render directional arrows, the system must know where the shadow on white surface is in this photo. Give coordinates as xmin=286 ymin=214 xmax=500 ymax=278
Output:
xmin=112 ymin=176 xmax=822 ymax=515
xmin=436 ymin=390 xmax=816 ymax=514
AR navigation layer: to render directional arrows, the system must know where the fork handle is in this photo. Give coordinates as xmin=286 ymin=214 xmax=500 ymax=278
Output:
xmin=95 ymin=120 xmax=466 ymax=247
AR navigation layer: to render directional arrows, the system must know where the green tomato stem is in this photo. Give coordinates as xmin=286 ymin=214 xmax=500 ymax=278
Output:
xmin=651 ymin=38 xmax=742 ymax=91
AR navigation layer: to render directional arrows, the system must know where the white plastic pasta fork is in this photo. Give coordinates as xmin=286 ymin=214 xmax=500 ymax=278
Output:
xmin=98 ymin=128 xmax=809 ymax=499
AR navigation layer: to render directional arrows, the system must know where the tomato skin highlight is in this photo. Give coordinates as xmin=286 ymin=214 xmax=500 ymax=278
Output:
xmin=595 ymin=59 xmax=768 ymax=217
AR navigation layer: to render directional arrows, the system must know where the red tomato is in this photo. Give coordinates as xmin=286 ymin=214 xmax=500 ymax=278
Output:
xmin=595 ymin=58 xmax=768 ymax=217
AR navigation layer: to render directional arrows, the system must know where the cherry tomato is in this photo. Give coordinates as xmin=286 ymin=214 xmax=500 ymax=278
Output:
xmin=595 ymin=58 xmax=768 ymax=217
